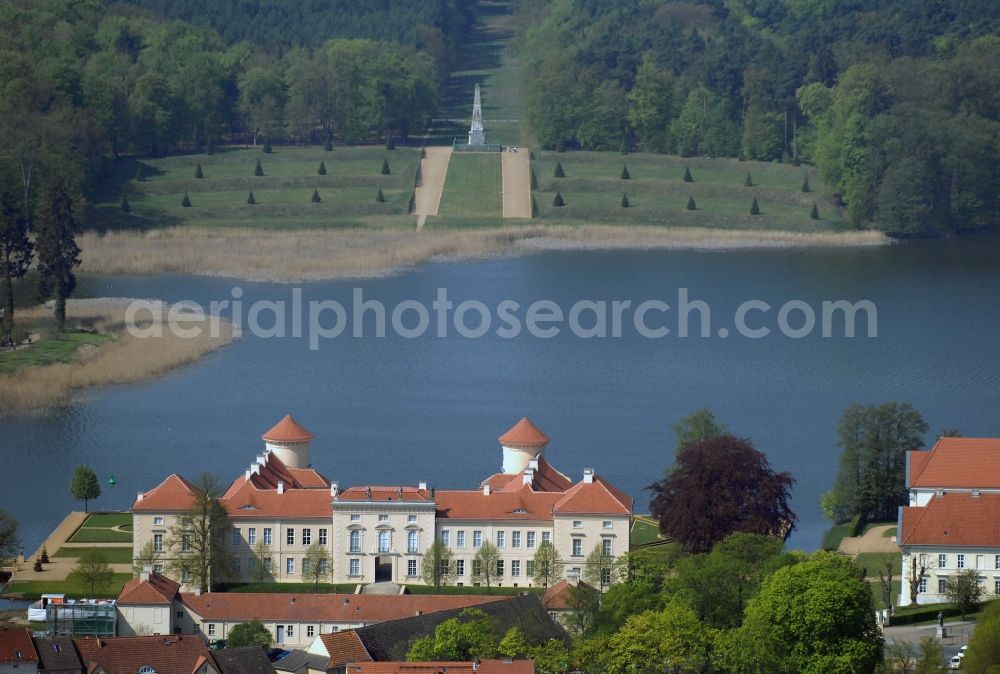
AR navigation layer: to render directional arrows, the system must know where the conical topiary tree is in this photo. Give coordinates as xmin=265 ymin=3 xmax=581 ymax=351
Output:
xmin=135 ymin=164 xmax=146 ymax=182
xmin=195 ymin=162 xmax=204 ymax=179
xmin=621 ymin=163 xmax=630 ymax=180
xmin=751 ymin=196 xmax=760 ymax=215
xmin=801 ymin=175 xmax=811 ymax=193
xmin=324 ymin=137 xmax=333 ymax=151
xmin=810 ymin=203 xmax=819 ymax=220
xmin=381 ymin=159 xmax=391 ymax=175
xmin=247 ymin=191 xmax=256 ymax=205
xmin=40 ymin=546 xmax=49 ymax=564
xmin=182 ymin=193 xmax=192 ymax=208
xmin=255 ymin=159 xmax=264 ymax=176
xmin=687 ymin=196 xmax=697 ymax=211
xmin=311 ymin=189 xmax=321 ymax=203
xmin=554 ymin=161 xmax=565 ymax=178
xmin=33 ymin=558 xmax=42 ymax=572
xmin=121 ymin=197 xmax=131 ymax=213
xmin=263 ymin=139 xmax=273 ymax=154
xmin=744 ymin=171 xmax=754 ymax=187
xmin=683 ymin=165 xmax=693 ymax=183
xmin=376 ymin=188 xmax=386 ymax=203
xmin=318 ymin=161 xmax=327 ymax=175
xmin=553 ymin=191 xmax=565 ymax=207
xmin=621 ymin=192 xmax=630 ymax=208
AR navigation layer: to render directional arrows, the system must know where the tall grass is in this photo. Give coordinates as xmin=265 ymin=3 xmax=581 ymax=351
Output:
xmin=78 ymin=225 xmax=887 ymax=284
xmin=0 ymin=300 xmax=233 ymax=413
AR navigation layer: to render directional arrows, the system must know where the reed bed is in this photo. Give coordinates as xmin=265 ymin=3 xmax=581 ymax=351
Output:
xmin=78 ymin=225 xmax=887 ymax=283
xmin=0 ymin=300 xmax=233 ymax=412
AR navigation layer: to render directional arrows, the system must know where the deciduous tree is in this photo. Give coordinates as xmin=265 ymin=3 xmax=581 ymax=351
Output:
xmin=603 ymin=604 xmax=714 ymax=674
xmin=946 ymin=569 xmax=986 ymax=620
xmin=532 ymin=540 xmax=562 ymax=587
xmin=406 ymin=608 xmax=498 ymax=661
xmin=69 ymin=465 xmax=101 ymax=513
xmin=0 ymin=510 xmax=20 ymax=569
xmin=421 ymin=538 xmax=455 ymax=591
xmin=0 ymin=192 xmax=32 ymax=345
xmin=303 ymin=542 xmax=331 ymax=591
xmin=168 ymin=473 xmax=230 ymax=592
xmin=70 ymin=549 xmax=114 ymax=595
xmin=34 ymin=181 xmax=81 ymax=334
xmin=472 ymin=541 xmax=502 ymax=591
xmin=227 ymin=619 xmax=273 ymax=648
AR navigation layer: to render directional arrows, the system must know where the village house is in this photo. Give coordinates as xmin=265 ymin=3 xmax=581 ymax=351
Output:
xmin=132 ymin=415 xmax=632 ymax=590
xmin=0 ymin=627 xmax=38 ymax=674
xmin=899 ymin=437 xmax=1000 ymax=605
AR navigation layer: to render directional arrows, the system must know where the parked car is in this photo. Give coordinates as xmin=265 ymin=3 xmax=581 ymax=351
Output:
xmin=950 ymin=655 xmax=963 ymax=670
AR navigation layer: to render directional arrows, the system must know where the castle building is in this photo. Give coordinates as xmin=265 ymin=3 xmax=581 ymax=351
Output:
xmin=132 ymin=415 xmax=632 ymax=589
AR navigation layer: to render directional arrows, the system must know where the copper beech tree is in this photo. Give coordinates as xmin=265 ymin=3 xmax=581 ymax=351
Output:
xmin=649 ymin=434 xmax=796 ymax=553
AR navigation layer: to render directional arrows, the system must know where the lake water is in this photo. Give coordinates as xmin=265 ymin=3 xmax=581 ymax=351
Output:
xmin=4 ymin=236 xmax=1000 ymax=553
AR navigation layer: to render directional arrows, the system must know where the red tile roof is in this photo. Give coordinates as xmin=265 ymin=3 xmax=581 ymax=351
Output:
xmin=133 ymin=474 xmax=196 ymax=512
xmin=499 ymin=418 xmax=549 ymax=447
xmin=318 ymin=631 xmax=374 ymax=668
xmin=435 ymin=490 xmax=562 ymax=520
xmin=118 ymin=572 xmax=181 ymax=605
xmin=337 ymin=486 xmax=433 ymax=503
xmin=0 ymin=628 xmax=38 ymax=665
xmin=349 ymin=661 xmax=534 ymax=674
xmin=262 ymin=414 xmax=315 ymax=443
xmin=482 ymin=459 xmax=573 ymax=494
xmin=75 ymin=635 xmax=213 ymax=674
xmin=223 ymin=481 xmax=333 ymax=519
xmin=225 ymin=452 xmax=329 ymax=496
xmin=908 ymin=438 xmax=1000 ymax=489
xmin=541 ymin=579 xmax=598 ymax=611
xmin=553 ymin=475 xmax=631 ymax=515
xmin=182 ymin=593 xmax=504 ymax=624
xmin=901 ymin=492 xmax=1000 ymax=547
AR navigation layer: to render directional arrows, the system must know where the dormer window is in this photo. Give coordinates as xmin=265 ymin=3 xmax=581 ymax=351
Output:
xmin=512 ymin=508 xmax=527 ymax=514
xmin=378 ymin=514 xmax=389 ymax=522
xmin=153 ymin=517 xmax=164 ymax=526
xmin=138 ymin=666 xmax=157 ymax=674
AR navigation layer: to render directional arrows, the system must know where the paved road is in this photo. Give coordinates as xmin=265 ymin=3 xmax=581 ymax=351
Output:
xmin=501 ymin=149 xmax=531 ymax=219
xmin=884 ymin=619 xmax=974 ymax=668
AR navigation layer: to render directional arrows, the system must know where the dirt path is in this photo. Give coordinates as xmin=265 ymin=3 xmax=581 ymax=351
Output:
xmin=839 ymin=524 xmax=900 ymax=555
xmin=414 ymin=147 xmax=452 ymax=229
xmin=501 ymin=149 xmax=531 ymax=219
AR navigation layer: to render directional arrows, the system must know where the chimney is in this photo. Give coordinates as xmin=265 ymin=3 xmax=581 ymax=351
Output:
xmin=140 ymin=565 xmax=152 ymax=582
xmin=257 ymin=454 xmax=266 ymax=466
xmin=415 ymin=610 xmax=422 ymax=616
xmin=583 ymin=468 xmax=595 ymax=484
xmin=973 ymin=489 xmax=981 ymax=497
xmin=136 ymin=492 xmax=144 ymax=502
xmin=419 ymin=481 xmax=428 ymax=491
xmin=331 ymin=482 xmax=339 ymax=498
xmin=523 ymin=468 xmax=535 ymax=486
xmin=245 ymin=469 xmax=251 ymax=480
xmin=483 ymin=484 xmax=491 ymax=496
xmin=277 ymin=481 xmax=285 ymax=494
xmin=252 ymin=464 xmax=261 ymax=476
xmin=528 ymin=458 xmax=539 ymax=471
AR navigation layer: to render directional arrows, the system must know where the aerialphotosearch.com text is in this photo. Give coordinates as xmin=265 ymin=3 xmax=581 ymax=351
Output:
xmin=125 ymin=287 xmax=878 ymax=350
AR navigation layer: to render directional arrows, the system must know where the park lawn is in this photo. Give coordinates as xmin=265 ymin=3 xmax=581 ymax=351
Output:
xmin=883 ymin=527 xmax=898 ymax=538
xmin=0 ymin=331 xmax=110 ymax=376
xmin=53 ymin=546 xmax=134 ymax=564
xmin=630 ymin=517 xmax=663 ymax=548
xmin=855 ymin=552 xmax=902 ymax=575
xmin=6 ymin=573 xmax=132 ymax=599
xmin=869 ymin=579 xmax=902 ymax=610
xmin=438 ymin=154 xmax=503 ymax=218
xmin=79 ymin=513 xmax=132 ymax=529
xmin=68 ymin=528 xmax=133 ymax=543
xmin=822 ymin=522 xmax=852 ymax=551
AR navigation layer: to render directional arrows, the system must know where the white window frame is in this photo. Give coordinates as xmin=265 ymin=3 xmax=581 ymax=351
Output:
xmin=958 ymin=554 xmax=966 ymax=569
xmin=303 ymin=528 xmax=312 ymax=546
xmin=542 ymin=531 xmax=551 ymax=544
xmin=350 ymin=514 xmax=361 ymax=521
xmin=572 ymin=538 xmax=582 ymax=556
xmin=602 ymin=539 xmax=612 ymax=556
xmin=350 ymin=530 xmax=362 ymax=553
xmin=512 ymin=531 xmax=521 ymax=549
xmin=263 ymin=528 xmax=272 ymax=545
xmin=319 ymin=528 xmax=328 ymax=545
xmin=248 ymin=528 xmax=257 ymax=545
xmin=512 ymin=560 xmax=520 ymax=576
xmin=231 ymin=528 xmax=240 ymax=546
xmin=457 ymin=530 xmax=466 ymax=548
xmin=286 ymin=528 xmax=294 ymax=546
xmin=307 ymin=625 xmax=315 ymax=638
xmin=349 ymin=558 xmax=360 ymax=576
xmin=408 ymin=530 xmax=419 ymax=554
xmin=378 ymin=530 xmax=391 ymax=553
xmin=602 ymin=520 xmax=612 ymax=529
xmin=473 ymin=530 xmax=483 ymax=548
xmin=456 ymin=559 xmax=465 ymax=576
xmin=939 ymin=553 xmax=947 ymax=568
xmin=207 ymin=623 xmax=216 ymax=636
xmin=573 ymin=520 xmax=582 ymax=529
xmin=153 ymin=516 xmax=164 ymax=526
xmin=286 ymin=557 xmax=295 ymax=575
xmin=408 ymin=559 xmax=418 ymax=577
xmin=154 ymin=533 xmax=164 ymax=552
xmin=497 ymin=531 xmax=505 ymax=548
xmin=526 ymin=531 xmax=536 ymax=549
xmin=441 ymin=530 xmax=450 ymax=546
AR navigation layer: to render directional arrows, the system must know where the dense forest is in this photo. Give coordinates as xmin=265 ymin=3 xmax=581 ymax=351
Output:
xmin=0 ymin=0 xmax=473 ymax=215
xmin=519 ymin=0 xmax=1000 ymax=235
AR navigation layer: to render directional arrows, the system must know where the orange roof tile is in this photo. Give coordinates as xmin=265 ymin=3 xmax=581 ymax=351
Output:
xmin=901 ymin=493 xmax=1000 ymax=547
xmin=908 ymin=438 xmax=1000 ymax=489
xmin=349 ymin=661 xmax=534 ymax=674
xmin=182 ymin=593 xmax=504 ymax=623
xmin=117 ymin=572 xmax=181 ymax=605
xmin=435 ymin=490 xmax=561 ymax=520
xmin=319 ymin=631 xmax=373 ymax=668
xmin=226 ymin=452 xmax=329 ymax=495
xmin=482 ymin=458 xmax=573 ymax=494
xmin=499 ymin=418 xmax=550 ymax=447
xmin=223 ymin=481 xmax=332 ymax=519
xmin=75 ymin=635 xmax=212 ymax=674
xmin=554 ymin=475 xmax=631 ymax=515
xmin=0 ymin=628 xmax=38 ymax=665
xmin=262 ymin=414 xmax=315 ymax=443
xmin=337 ymin=486 xmax=433 ymax=503
xmin=133 ymin=474 xmax=196 ymax=512
xmin=541 ymin=579 xmax=598 ymax=611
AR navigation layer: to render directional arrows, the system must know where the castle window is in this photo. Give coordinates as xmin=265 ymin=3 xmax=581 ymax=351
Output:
xmin=153 ymin=517 xmax=164 ymax=526
xmin=319 ymin=559 xmax=328 ymax=575
xmin=248 ymin=528 xmax=257 ymax=545
xmin=441 ymin=530 xmax=450 ymax=547
xmin=154 ymin=534 xmax=164 ymax=552
xmin=307 ymin=626 xmax=315 ymax=638
xmin=207 ymin=623 xmax=216 ymax=636
xmin=918 ymin=576 xmax=928 ymax=593
xmin=958 ymin=554 xmax=966 ymax=569
xmin=302 ymin=528 xmax=312 ymax=545
xmin=572 ymin=539 xmax=582 ymax=557
xmin=496 ymin=559 xmax=505 ymax=576
xmin=138 ymin=666 xmax=157 ymax=674
xmin=408 ymin=559 xmax=418 ymax=577
xmin=572 ymin=520 xmax=582 ymax=529
xmin=602 ymin=521 xmax=612 ymax=529
xmin=939 ymin=554 xmax=947 ymax=568
xmin=526 ymin=560 xmax=535 ymax=576
xmin=512 ymin=531 xmax=521 ymax=548
xmin=231 ymin=527 xmax=241 ymax=545
xmin=527 ymin=531 xmax=536 ymax=549
xmin=378 ymin=530 xmax=391 ymax=553
xmin=408 ymin=515 xmax=417 ymax=523
xmin=603 ymin=539 xmax=612 ymax=556
xmin=512 ymin=560 xmax=520 ymax=576
xmin=264 ymin=528 xmax=272 ymax=545
xmin=286 ymin=557 xmax=295 ymax=575
xmin=350 ymin=530 xmax=362 ymax=553
xmin=408 ymin=530 xmax=419 ymax=554
xmin=939 ymin=579 xmax=947 ymax=594
xmin=473 ymin=531 xmax=483 ymax=548
xmin=457 ymin=530 xmax=466 ymax=548
xmin=473 ymin=559 xmax=481 ymax=576
xmin=287 ymin=528 xmax=295 ymax=545
xmin=319 ymin=529 xmax=328 ymax=545
xmin=456 ymin=559 xmax=465 ymax=576
xmin=379 ymin=514 xmax=389 ymax=522
xmin=351 ymin=514 xmax=361 ymax=521
xmin=542 ymin=531 xmax=551 ymax=544
xmin=349 ymin=558 xmax=360 ymax=576
xmin=496 ymin=531 xmax=505 ymax=548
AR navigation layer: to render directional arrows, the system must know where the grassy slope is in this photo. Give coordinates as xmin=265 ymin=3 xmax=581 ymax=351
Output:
xmin=79 ymin=513 xmax=133 ymax=529
xmin=53 ymin=547 xmax=134 ymax=564
xmin=7 ymin=574 xmax=132 ymax=599
xmin=91 ymin=147 xmax=420 ymax=231
xmin=438 ymin=154 xmax=503 ymax=218
xmin=0 ymin=332 xmax=110 ymax=376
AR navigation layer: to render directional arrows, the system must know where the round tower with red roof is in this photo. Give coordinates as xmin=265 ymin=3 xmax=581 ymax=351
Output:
xmin=499 ymin=417 xmax=550 ymax=474
xmin=262 ymin=414 xmax=315 ymax=468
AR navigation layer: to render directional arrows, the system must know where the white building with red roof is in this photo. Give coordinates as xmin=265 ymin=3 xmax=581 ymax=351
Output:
xmin=132 ymin=415 xmax=632 ymax=591
xmin=898 ymin=437 xmax=1000 ymax=605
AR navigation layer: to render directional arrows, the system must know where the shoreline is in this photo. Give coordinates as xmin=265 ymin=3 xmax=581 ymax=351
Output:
xmin=0 ymin=299 xmax=233 ymax=413
xmin=79 ymin=225 xmax=889 ymax=283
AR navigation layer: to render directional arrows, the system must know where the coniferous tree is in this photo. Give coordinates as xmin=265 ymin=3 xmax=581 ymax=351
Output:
xmin=182 ymin=193 xmax=192 ymax=207
xmin=195 ymin=162 xmax=204 ymax=179
xmin=554 ymin=162 xmax=565 ymax=178
xmin=0 ymin=192 xmax=32 ymax=345
xmin=621 ymin=163 xmax=630 ymax=180
xmin=311 ymin=189 xmax=321 ymax=203
xmin=120 ymin=197 xmax=130 ymax=213
xmin=684 ymin=165 xmax=694 ymax=182
xmin=262 ymin=139 xmax=272 ymax=154
xmin=318 ymin=161 xmax=326 ymax=175
xmin=376 ymin=188 xmax=386 ymax=203
xmin=810 ymin=203 xmax=820 ymax=219
xmin=745 ymin=172 xmax=754 ymax=187
xmin=381 ymin=159 xmax=391 ymax=175
xmin=751 ymin=196 xmax=760 ymax=215
xmin=621 ymin=192 xmax=630 ymax=208
xmin=39 ymin=546 xmax=49 ymax=564
xmin=35 ymin=182 xmax=81 ymax=334
xmin=247 ymin=191 xmax=256 ymax=205
xmin=553 ymin=191 xmax=565 ymax=207
xmin=687 ymin=196 xmax=697 ymax=210
xmin=254 ymin=159 xmax=264 ymax=176
xmin=801 ymin=175 xmax=811 ymax=193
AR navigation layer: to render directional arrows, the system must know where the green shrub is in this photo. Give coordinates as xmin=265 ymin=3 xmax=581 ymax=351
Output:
xmin=553 ymin=191 xmax=565 ymax=207
xmin=254 ymin=159 xmax=264 ymax=176
xmin=120 ymin=197 xmax=130 ymax=213
xmin=195 ymin=162 xmax=204 ymax=179
xmin=801 ymin=175 xmax=811 ymax=192
xmin=135 ymin=165 xmax=145 ymax=182
xmin=683 ymin=166 xmax=693 ymax=183
xmin=810 ymin=203 xmax=820 ymax=220
xmin=621 ymin=192 xmax=630 ymax=208
xmin=311 ymin=189 xmax=321 ymax=203
xmin=181 ymin=193 xmax=192 ymax=207
xmin=686 ymin=196 xmax=697 ymax=211
xmin=750 ymin=196 xmax=760 ymax=215
xmin=381 ymin=159 xmax=391 ymax=175
xmin=745 ymin=171 xmax=754 ymax=187
xmin=318 ymin=161 xmax=326 ymax=175
xmin=554 ymin=162 xmax=564 ymax=178
xmin=376 ymin=188 xmax=386 ymax=203
xmin=247 ymin=191 xmax=256 ymax=205
xmin=621 ymin=163 xmax=630 ymax=180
